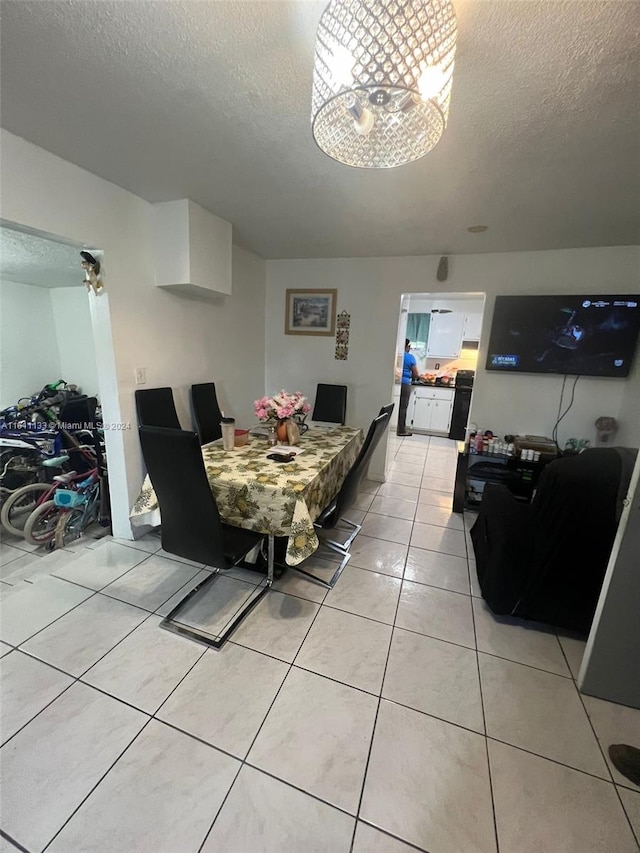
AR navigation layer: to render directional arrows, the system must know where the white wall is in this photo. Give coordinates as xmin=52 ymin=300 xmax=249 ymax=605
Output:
xmin=0 ymin=278 xmax=62 ymax=408
xmin=0 ymin=129 xmax=266 ymax=537
xmin=50 ymin=287 xmax=99 ymax=397
xmin=266 ymin=248 xmax=640 ymax=479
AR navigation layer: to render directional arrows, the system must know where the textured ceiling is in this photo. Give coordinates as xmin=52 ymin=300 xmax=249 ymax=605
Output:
xmin=0 ymin=0 xmax=638 ymax=259
xmin=0 ymin=227 xmax=83 ymax=288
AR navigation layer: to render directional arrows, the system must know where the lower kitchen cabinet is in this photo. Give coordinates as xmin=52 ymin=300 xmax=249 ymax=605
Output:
xmin=410 ymin=388 xmax=454 ymax=434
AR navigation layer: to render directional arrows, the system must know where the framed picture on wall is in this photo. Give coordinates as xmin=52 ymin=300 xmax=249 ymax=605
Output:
xmin=285 ymin=288 xmax=337 ymax=336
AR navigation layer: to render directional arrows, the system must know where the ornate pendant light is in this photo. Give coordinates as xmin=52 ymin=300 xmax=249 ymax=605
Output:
xmin=311 ymin=0 xmax=458 ymax=169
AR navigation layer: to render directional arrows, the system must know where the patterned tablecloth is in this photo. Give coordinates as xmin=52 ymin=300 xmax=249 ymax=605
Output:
xmin=130 ymin=425 xmax=364 ymax=565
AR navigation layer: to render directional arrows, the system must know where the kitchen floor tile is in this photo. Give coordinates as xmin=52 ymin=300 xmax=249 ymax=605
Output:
xmin=273 ymin=559 xmax=335 ymax=603
xmin=472 ymin=598 xmax=570 ymax=676
xmin=347 ymin=535 xmax=407 ymax=578
xmin=248 ymin=667 xmax=377 ymax=814
xmin=100 ymin=553 xmax=202 ymax=611
xmin=469 ymin=559 xmax=482 ymax=596
xmin=489 ymin=739 xmax=638 ymax=853
xmin=404 ymin=547 xmax=470 ymax=594
xmin=0 ymin=682 xmax=147 ymax=852
xmin=360 ymin=514 xmax=413 ymax=545
xmin=618 ymin=787 xmax=640 ymax=841
xmin=352 ymin=491 xmax=375 ymax=511
xmin=360 ymin=700 xmax=496 ymax=853
xmin=420 ymin=475 xmax=454 ymax=493
xmin=418 ymin=488 xmax=453 ymax=509
xmin=352 ymin=823 xmax=419 ymax=853
xmin=296 ymin=606 xmax=392 ymax=694
xmin=410 ymin=522 xmax=467 ymax=558
xmin=230 ymin=589 xmax=320 ymax=662
xmin=0 ymin=575 xmax=92 ymax=646
xmin=157 ymin=643 xmax=288 ymax=757
xmin=583 ymin=695 xmax=640 ymax=790
xmin=377 ymin=483 xmax=420 ymax=502
xmin=396 ymin=581 xmax=475 ymax=648
xmin=0 ymin=651 xmax=73 ymax=744
xmin=383 ymin=628 xmax=484 ymax=732
xmin=202 ymin=765 xmax=354 ymax=853
xmin=112 ymin=534 xmax=162 ymax=554
xmin=325 ymin=566 xmax=401 ymax=625
xmin=368 ymin=495 xmax=417 ymax=520
xmin=388 ymin=460 xmax=425 ymax=476
xmin=52 ymin=540 xmax=148 ymax=590
xmin=21 ymin=594 xmax=148 ymax=676
xmin=154 ymin=568 xmax=214 ymax=616
xmin=557 ymin=631 xmax=587 ymax=679
xmin=0 ymin=640 xmax=12 ymax=658
xmin=82 ymin=615 xmax=205 ymax=713
xmin=384 ymin=470 xmax=423 ymax=488
xmin=48 ymin=719 xmax=239 ymax=853
xmin=480 ymin=654 xmax=608 ymax=778
xmin=414 ymin=504 xmax=464 ymax=530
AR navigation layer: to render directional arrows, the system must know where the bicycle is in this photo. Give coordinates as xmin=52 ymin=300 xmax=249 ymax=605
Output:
xmin=4 ymin=463 xmax=98 ymax=545
xmin=52 ymin=470 xmax=103 ymax=549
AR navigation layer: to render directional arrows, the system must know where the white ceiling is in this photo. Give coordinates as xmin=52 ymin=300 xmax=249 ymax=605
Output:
xmin=0 ymin=227 xmax=83 ymax=288
xmin=0 ymin=1 xmax=638 ymax=259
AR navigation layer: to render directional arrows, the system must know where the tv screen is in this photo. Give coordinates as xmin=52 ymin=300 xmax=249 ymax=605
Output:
xmin=486 ymin=295 xmax=640 ymax=377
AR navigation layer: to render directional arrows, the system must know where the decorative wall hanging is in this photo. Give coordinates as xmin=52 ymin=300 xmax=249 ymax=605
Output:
xmin=80 ymin=251 xmax=103 ymax=294
xmin=285 ymin=288 xmax=337 ymax=336
xmin=335 ymin=310 xmax=351 ymax=360
xmin=311 ymin=0 xmax=458 ymax=168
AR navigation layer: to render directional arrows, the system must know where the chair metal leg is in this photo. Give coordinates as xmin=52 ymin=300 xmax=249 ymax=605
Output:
xmin=314 ymin=516 xmax=362 ymax=555
xmin=161 ymin=539 xmax=273 ymax=648
xmin=290 ymin=547 xmax=351 ymax=589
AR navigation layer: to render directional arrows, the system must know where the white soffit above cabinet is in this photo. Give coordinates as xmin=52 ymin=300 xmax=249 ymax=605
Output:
xmin=151 ymin=200 xmax=232 ymax=297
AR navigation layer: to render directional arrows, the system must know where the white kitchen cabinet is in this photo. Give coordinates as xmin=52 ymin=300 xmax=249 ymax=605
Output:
xmin=462 ymin=311 xmax=483 ymax=341
xmin=426 ymin=313 xmax=465 ymax=358
xmin=410 ymin=387 xmax=454 ymax=434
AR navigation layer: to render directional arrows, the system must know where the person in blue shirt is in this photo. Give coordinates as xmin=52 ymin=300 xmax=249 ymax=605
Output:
xmin=398 ymin=338 xmax=418 ymax=436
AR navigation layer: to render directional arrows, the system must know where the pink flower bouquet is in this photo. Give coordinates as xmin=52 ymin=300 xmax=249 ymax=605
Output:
xmin=254 ymin=390 xmax=311 ymax=422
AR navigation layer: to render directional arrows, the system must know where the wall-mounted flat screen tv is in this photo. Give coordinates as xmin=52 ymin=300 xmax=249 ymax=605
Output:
xmin=486 ymin=295 xmax=640 ymax=377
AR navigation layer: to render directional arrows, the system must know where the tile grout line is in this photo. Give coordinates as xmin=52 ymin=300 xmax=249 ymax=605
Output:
xmin=564 ymin=645 xmax=640 ymax=848
xmin=195 ymin=581 xmax=329 ymax=853
xmin=467 ymin=513 xmax=501 ymax=853
xmin=348 ymin=533 xmax=411 ymax=853
xmin=41 ymin=641 xmax=211 ymax=853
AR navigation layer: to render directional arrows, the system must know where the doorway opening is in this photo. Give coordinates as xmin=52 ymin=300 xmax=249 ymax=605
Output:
xmin=0 ymin=221 xmax=125 ymax=552
xmin=390 ymin=291 xmax=486 ymax=444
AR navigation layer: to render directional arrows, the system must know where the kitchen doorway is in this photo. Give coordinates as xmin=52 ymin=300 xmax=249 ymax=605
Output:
xmin=391 ymin=292 xmax=486 ymax=440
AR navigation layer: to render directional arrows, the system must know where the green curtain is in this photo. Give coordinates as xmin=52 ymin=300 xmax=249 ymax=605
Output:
xmin=406 ymin=313 xmax=430 ymax=348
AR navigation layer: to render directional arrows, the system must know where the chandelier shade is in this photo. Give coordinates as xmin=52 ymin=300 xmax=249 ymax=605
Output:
xmin=311 ymin=0 xmax=457 ymax=169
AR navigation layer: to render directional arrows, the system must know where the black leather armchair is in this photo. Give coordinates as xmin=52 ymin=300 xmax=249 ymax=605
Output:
xmin=470 ymin=447 xmax=637 ymax=633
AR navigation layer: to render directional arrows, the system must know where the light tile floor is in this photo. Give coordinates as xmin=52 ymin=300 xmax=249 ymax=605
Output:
xmin=0 ymin=434 xmax=638 ymax=852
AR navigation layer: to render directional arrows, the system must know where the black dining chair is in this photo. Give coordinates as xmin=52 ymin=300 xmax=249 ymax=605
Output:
xmin=294 ymin=410 xmax=392 ymax=589
xmin=312 ymin=383 xmax=348 ymax=425
xmin=138 ymin=426 xmax=271 ymax=647
xmin=191 ymin=382 xmax=223 ymax=445
xmin=135 ymin=387 xmax=181 ymax=429
xmin=378 ymin=403 xmax=395 ymax=419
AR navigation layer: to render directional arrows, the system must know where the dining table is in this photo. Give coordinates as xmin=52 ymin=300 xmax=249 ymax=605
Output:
xmin=130 ymin=424 xmax=365 ymax=567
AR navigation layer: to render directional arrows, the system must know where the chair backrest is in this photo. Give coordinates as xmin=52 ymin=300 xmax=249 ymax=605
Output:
xmin=378 ymin=403 xmax=395 ymax=419
xmin=312 ymin=383 xmax=347 ymax=425
xmin=135 ymin=387 xmax=180 ymax=429
xmin=191 ymin=382 xmax=223 ymax=445
xmin=138 ymin=426 xmax=226 ymax=567
xmin=334 ymin=412 xmax=391 ymax=518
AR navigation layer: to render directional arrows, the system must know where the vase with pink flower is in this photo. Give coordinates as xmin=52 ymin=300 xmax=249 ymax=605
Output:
xmin=253 ymin=390 xmax=311 ymax=445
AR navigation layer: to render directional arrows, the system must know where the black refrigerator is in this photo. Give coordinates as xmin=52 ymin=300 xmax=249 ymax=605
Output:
xmin=448 ymin=370 xmax=475 ymax=440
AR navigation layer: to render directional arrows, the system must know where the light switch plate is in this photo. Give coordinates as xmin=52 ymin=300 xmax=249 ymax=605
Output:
xmin=134 ymin=367 xmax=146 ymax=385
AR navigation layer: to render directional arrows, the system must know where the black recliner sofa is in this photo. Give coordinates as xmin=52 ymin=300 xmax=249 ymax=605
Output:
xmin=470 ymin=447 xmax=637 ymax=634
